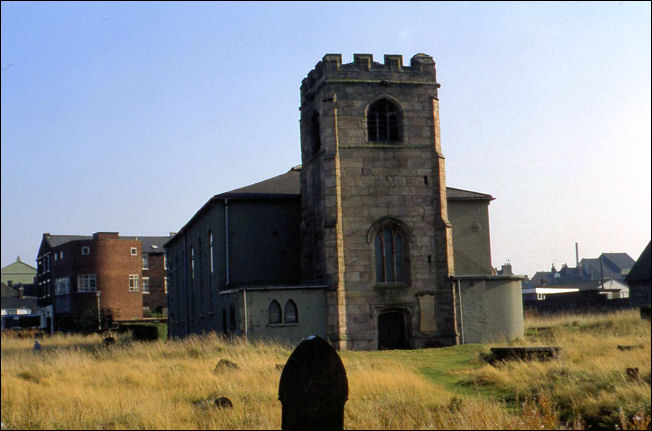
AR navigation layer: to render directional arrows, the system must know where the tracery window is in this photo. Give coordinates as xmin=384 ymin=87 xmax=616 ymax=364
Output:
xmin=367 ymin=98 xmax=402 ymax=142
xmin=374 ymin=222 xmax=407 ymax=283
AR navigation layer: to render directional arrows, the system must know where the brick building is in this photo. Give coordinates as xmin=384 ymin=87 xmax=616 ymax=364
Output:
xmin=166 ymin=53 xmax=525 ymax=349
xmin=36 ymin=232 xmax=169 ymax=332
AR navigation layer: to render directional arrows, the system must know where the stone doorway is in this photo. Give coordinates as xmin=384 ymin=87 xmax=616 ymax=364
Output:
xmin=377 ymin=310 xmax=408 ymax=350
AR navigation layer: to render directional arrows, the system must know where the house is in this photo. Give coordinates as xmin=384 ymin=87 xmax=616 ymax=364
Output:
xmin=166 ymin=53 xmax=525 ymax=349
xmin=36 ymin=232 xmax=169 ymax=333
xmin=2 ymin=256 xmax=36 ymax=287
xmin=628 ymin=241 xmax=651 ymax=306
xmin=523 ymin=278 xmax=630 ymax=312
xmin=1 ymin=282 xmax=40 ymax=330
xmin=579 ymin=253 xmax=635 ymax=282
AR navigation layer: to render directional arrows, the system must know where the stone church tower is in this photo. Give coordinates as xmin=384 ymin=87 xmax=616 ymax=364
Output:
xmin=299 ymin=53 xmax=458 ymax=350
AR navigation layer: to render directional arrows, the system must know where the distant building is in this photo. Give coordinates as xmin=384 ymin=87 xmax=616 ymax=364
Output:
xmin=1 ymin=282 xmax=39 ymax=330
xmin=523 ymin=278 xmax=629 ymax=311
xmin=579 ymin=253 xmax=635 ymax=282
xmin=36 ymin=232 xmax=170 ymax=333
xmin=627 ymin=241 xmax=651 ymax=306
xmin=1 ymin=256 xmax=36 ymax=287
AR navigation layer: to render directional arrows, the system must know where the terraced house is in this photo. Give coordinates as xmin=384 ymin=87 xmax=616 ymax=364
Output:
xmin=166 ymin=53 xmax=525 ymax=349
xmin=36 ymin=232 xmax=170 ymax=332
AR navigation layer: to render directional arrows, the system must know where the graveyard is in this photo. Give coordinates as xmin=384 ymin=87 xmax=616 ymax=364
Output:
xmin=1 ymin=309 xmax=650 ymax=430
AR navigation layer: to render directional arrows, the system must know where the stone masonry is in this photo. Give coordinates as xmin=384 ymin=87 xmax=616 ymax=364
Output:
xmin=299 ymin=53 xmax=458 ymax=349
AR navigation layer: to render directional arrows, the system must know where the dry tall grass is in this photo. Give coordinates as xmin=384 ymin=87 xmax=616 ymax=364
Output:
xmin=1 ymin=309 xmax=650 ymax=429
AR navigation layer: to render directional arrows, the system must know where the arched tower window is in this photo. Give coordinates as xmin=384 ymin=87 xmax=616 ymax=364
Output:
xmin=311 ymin=111 xmax=321 ymax=154
xmin=371 ymin=219 xmax=408 ymax=283
xmin=269 ymin=300 xmax=281 ymax=324
xmin=367 ymin=98 xmax=402 ymax=142
xmin=284 ymin=299 xmax=298 ymax=323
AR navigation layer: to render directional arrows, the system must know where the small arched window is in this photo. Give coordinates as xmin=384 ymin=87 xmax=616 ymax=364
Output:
xmin=373 ymin=222 xmax=407 ymax=283
xmin=311 ymin=111 xmax=321 ymax=154
xmin=284 ymin=300 xmax=298 ymax=323
xmin=367 ymin=98 xmax=402 ymax=142
xmin=269 ymin=300 xmax=282 ymax=324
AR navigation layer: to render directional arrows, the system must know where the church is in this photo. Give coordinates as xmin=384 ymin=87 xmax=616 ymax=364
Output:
xmin=165 ymin=53 xmax=524 ymax=350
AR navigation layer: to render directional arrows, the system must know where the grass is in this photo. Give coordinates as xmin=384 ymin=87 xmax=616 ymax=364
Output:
xmin=1 ymin=309 xmax=650 ymax=429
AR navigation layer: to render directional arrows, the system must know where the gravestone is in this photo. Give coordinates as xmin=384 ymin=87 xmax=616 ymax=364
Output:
xmin=278 ymin=335 xmax=348 ymax=430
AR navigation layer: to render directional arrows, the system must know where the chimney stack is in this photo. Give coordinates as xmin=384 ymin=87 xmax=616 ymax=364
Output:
xmin=575 ymin=242 xmax=579 ymax=268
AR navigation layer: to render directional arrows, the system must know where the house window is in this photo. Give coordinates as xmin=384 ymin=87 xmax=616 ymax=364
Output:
xmin=163 ymin=254 xmax=167 ymax=270
xmin=130 ymin=247 xmax=138 ymax=256
xmin=142 ymin=255 xmax=149 ymax=269
xmin=81 ymin=246 xmax=90 ymax=256
xmin=367 ymin=98 xmax=402 ymax=142
xmin=284 ymin=300 xmax=298 ymax=324
xmin=268 ymin=300 xmax=281 ymax=324
xmin=164 ymin=276 xmax=168 ymax=294
xmin=374 ymin=222 xmax=407 ymax=283
xmin=129 ymin=274 xmax=139 ymax=292
xmin=142 ymin=277 xmax=150 ymax=294
xmin=54 ymin=277 xmax=70 ymax=295
xmin=78 ymin=274 xmax=97 ymax=292
xmin=54 ymin=253 xmax=58 ymax=262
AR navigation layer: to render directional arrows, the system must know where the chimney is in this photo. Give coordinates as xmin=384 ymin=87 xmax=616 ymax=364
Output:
xmin=575 ymin=242 xmax=579 ymax=268
xmin=501 ymin=263 xmax=513 ymax=275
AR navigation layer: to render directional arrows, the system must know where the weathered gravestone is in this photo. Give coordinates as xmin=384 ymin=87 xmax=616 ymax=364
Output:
xmin=278 ymin=335 xmax=348 ymax=430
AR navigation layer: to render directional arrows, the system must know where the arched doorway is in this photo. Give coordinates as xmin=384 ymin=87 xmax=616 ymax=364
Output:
xmin=378 ymin=310 xmax=408 ymax=350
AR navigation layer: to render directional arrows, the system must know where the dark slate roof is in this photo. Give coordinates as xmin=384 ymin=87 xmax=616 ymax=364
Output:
xmin=216 ymin=166 xmax=302 ymax=198
xmin=1 ymin=296 xmax=38 ymax=311
xmin=45 ymin=234 xmax=168 ymax=254
xmin=166 ymin=166 xmax=494 ymax=247
xmin=128 ymin=236 xmax=170 ymax=254
xmin=45 ymin=235 xmax=92 ymax=248
xmin=1 ymin=283 xmax=18 ymax=298
xmin=601 ymin=253 xmax=635 ymax=270
xmin=628 ymin=241 xmax=651 ymax=283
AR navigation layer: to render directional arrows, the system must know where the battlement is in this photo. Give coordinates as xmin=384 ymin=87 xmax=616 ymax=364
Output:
xmin=301 ymin=53 xmax=437 ymax=95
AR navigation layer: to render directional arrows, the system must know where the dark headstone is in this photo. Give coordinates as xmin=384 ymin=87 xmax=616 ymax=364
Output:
xmin=617 ymin=344 xmax=643 ymax=351
xmin=214 ymin=397 xmax=233 ymax=409
xmin=278 ymin=335 xmax=348 ymax=430
xmin=193 ymin=396 xmax=233 ymax=410
xmin=33 ymin=340 xmax=42 ymax=353
xmin=489 ymin=346 xmax=561 ymax=362
xmin=103 ymin=337 xmax=116 ymax=347
xmin=214 ymin=359 xmax=239 ymax=372
xmin=626 ymin=367 xmax=640 ymax=382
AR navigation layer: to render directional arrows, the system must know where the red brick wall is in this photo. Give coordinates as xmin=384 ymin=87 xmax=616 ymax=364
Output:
xmin=95 ymin=236 xmax=143 ymax=320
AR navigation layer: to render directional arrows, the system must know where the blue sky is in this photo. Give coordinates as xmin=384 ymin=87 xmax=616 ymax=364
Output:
xmin=1 ymin=1 xmax=650 ymax=277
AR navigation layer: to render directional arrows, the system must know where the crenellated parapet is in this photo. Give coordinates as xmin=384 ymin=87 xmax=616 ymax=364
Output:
xmin=301 ymin=53 xmax=438 ymax=103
